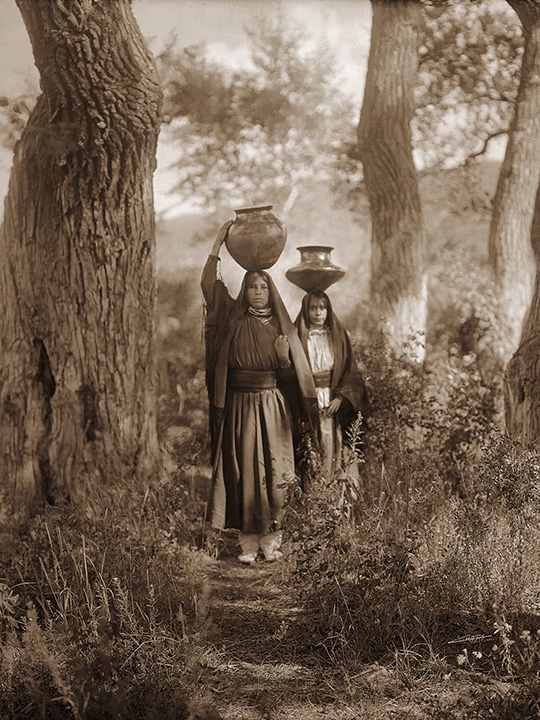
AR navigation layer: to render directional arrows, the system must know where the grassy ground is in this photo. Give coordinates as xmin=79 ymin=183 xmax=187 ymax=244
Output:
xmin=4 ymin=160 xmax=540 ymax=718
xmin=2 ymin=434 xmax=540 ymax=719
xmin=185 ymin=531 xmax=540 ymax=719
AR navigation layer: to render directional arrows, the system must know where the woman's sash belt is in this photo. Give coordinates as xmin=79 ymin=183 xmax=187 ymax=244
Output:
xmin=313 ymin=370 xmax=332 ymax=388
xmin=228 ymin=369 xmax=277 ymax=391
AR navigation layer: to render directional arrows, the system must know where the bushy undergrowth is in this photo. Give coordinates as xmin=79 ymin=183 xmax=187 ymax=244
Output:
xmin=0 ymin=467 xmax=215 ymax=720
xmin=285 ymin=324 xmax=540 ymax=696
xmin=4 ymin=264 xmax=540 ymax=718
xmin=0 ymin=271 xmax=213 ymax=718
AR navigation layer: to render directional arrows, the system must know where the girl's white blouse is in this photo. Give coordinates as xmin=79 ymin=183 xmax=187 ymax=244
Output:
xmin=307 ymin=328 xmax=334 ymax=409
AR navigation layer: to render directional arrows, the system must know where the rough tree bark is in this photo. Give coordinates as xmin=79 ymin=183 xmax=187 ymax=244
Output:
xmin=505 ymin=178 xmax=540 ymax=440
xmin=357 ymin=0 xmax=427 ymax=361
xmin=489 ymin=0 xmax=540 ymax=364
xmin=0 ymin=0 xmax=162 ymax=518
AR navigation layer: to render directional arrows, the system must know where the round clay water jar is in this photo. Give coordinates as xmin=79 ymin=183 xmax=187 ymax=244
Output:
xmin=286 ymin=246 xmax=346 ymax=292
xmin=225 ymin=205 xmax=287 ymax=270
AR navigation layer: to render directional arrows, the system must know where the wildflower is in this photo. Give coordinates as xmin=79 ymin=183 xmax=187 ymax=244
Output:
xmin=472 ymin=650 xmax=482 ymax=659
xmin=520 ymin=630 xmax=531 ymax=642
xmin=457 ymin=653 xmax=467 ymax=666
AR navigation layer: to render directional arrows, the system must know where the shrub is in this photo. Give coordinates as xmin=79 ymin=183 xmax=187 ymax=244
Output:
xmin=0 ymin=473 xmax=215 ymax=719
xmin=285 ymin=302 xmax=540 ymax=677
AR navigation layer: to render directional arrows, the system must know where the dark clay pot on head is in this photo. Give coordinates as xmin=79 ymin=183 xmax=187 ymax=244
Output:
xmin=225 ymin=205 xmax=287 ymax=271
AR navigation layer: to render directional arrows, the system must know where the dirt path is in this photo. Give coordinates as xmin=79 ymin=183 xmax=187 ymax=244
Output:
xmin=191 ymin=548 xmax=520 ymax=720
xmin=201 ymin=556 xmax=355 ymax=720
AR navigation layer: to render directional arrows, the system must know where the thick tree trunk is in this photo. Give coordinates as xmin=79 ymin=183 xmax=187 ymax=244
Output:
xmin=0 ymin=0 xmax=162 ymax=518
xmin=505 ymin=178 xmax=540 ymax=439
xmin=489 ymin=1 xmax=540 ymax=364
xmin=357 ymin=0 xmax=426 ymax=361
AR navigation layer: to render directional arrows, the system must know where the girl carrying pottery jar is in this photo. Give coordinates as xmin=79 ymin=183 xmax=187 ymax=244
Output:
xmin=201 ymin=221 xmax=319 ymax=565
xmin=294 ymin=289 xmax=367 ymax=478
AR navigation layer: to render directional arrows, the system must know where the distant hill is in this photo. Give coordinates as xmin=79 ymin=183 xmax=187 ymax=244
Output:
xmin=420 ymin=159 xmax=500 ymax=267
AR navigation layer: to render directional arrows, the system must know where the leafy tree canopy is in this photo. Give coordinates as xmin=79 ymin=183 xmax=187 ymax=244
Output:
xmin=415 ymin=0 xmax=522 ymax=168
xmin=336 ymin=0 xmax=522 ymax=211
xmin=157 ymin=12 xmax=356 ymax=213
xmin=0 ymin=86 xmax=36 ymax=150
xmin=1 ymin=2 xmax=521 ymax=210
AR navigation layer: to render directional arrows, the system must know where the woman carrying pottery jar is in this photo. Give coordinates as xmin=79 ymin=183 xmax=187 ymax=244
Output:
xmin=294 ymin=289 xmax=368 ymax=479
xmin=202 ymin=221 xmax=319 ymax=565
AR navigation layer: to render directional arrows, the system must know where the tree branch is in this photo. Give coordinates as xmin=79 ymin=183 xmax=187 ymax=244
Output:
xmin=465 ymin=129 xmax=508 ymax=163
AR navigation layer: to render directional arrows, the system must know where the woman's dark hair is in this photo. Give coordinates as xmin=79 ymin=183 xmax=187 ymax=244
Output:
xmin=245 ymin=270 xmax=269 ymax=286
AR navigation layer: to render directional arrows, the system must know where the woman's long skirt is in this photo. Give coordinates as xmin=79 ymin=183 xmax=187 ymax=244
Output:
xmin=210 ymin=387 xmax=294 ymax=534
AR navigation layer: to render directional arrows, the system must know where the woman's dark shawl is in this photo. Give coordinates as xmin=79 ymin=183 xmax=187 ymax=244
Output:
xmin=201 ymin=255 xmax=320 ymax=462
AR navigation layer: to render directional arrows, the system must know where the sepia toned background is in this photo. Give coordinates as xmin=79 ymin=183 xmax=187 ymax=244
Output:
xmin=0 ymin=1 xmax=374 ymax=316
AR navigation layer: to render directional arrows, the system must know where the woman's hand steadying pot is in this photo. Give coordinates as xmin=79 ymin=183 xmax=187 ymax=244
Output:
xmin=274 ymin=334 xmax=291 ymax=368
xmin=210 ymin=220 xmax=234 ymax=256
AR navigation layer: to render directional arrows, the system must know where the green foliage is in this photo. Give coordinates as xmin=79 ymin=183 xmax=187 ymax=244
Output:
xmin=353 ymin=303 xmax=500 ymax=495
xmin=157 ymin=12 xmax=355 ymax=212
xmin=337 ymin=1 xmax=520 ymax=204
xmin=156 ymin=272 xmax=210 ymax=472
xmin=285 ymin=308 xmax=540 ymax=678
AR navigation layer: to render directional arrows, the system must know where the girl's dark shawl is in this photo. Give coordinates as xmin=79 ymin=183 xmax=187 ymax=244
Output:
xmin=294 ymin=290 xmax=368 ymax=437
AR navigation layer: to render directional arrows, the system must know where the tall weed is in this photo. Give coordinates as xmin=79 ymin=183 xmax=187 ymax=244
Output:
xmin=287 ymin=319 xmax=540 ymax=677
xmin=0 ymin=473 xmax=215 ymax=719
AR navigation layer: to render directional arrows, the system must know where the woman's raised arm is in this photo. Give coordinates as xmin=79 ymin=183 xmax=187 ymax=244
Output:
xmin=201 ymin=220 xmax=234 ymax=302
xmin=210 ymin=220 xmax=234 ymax=257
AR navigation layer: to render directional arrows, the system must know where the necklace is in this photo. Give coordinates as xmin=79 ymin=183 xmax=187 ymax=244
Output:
xmin=248 ymin=306 xmax=273 ymax=325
